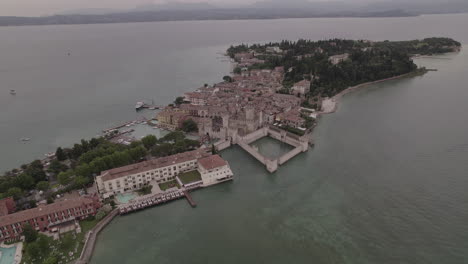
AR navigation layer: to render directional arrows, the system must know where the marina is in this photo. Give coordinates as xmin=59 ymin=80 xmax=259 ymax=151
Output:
xmin=118 ymin=189 xmax=197 ymax=215
xmin=135 ymin=100 xmax=164 ymax=111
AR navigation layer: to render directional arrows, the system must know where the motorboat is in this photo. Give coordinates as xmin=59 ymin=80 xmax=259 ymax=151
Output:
xmin=135 ymin=101 xmax=145 ymax=110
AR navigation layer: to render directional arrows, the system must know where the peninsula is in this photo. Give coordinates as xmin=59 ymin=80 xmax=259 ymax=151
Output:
xmin=0 ymin=37 xmax=460 ymax=264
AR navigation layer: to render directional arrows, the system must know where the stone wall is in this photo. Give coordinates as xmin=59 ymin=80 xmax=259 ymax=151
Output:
xmin=278 ymin=146 xmax=303 ymax=165
xmin=214 ymin=140 xmax=231 ymax=151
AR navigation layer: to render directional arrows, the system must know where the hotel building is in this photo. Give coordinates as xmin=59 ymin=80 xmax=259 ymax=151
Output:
xmin=0 ymin=196 xmax=100 ymax=241
xmin=95 ymin=149 xmax=233 ymax=198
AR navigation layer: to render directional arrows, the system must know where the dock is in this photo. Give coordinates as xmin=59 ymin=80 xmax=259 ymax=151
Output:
xmin=183 ymin=190 xmax=197 ymax=208
xmin=102 ymin=121 xmax=133 ymax=133
xmin=102 ymin=117 xmax=148 ymax=134
xmin=141 ymin=104 xmax=164 ymax=110
xmin=118 ymin=190 xmax=185 ymax=215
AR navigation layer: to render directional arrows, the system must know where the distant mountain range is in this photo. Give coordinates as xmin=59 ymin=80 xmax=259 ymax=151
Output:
xmin=1 ymin=0 xmax=467 ymax=27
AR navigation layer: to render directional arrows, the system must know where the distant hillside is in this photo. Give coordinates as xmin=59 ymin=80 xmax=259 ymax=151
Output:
xmin=0 ymin=8 xmax=415 ymax=27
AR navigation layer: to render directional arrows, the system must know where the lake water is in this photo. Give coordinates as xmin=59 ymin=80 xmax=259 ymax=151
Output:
xmin=1 ymin=13 xmax=468 ymax=264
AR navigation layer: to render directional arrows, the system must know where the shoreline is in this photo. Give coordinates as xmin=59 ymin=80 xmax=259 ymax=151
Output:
xmin=319 ymin=70 xmax=427 ymax=116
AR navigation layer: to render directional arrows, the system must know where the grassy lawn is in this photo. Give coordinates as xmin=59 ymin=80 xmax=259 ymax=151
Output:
xmin=158 ymin=180 xmax=180 ymax=191
xmin=178 ymin=170 xmax=202 ymax=185
xmin=21 ymin=218 xmax=100 ymax=264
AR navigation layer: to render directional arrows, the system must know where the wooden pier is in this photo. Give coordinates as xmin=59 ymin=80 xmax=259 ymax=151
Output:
xmin=141 ymin=104 xmax=164 ymax=110
xmin=183 ymin=190 xmax=197 ymax=208
xmin=118 ymin=190 xmax=185 ymax=215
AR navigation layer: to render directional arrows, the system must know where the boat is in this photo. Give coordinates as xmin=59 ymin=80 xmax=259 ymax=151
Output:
xmin=10 ymin=90 xmax=16 ymax=95
xmin=45 ymin=152 xmax=55 ymax=158
xmin=20 ymin=137 xmax=31 ymax=142
xmin=135 ymin=101 xmax=145 ymax=110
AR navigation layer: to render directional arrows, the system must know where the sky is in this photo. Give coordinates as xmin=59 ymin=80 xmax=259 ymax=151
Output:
xmin=0 ymin=0 xmax=249 ymax=16
xmin=0 ymin=0 xmax=438 ymax=17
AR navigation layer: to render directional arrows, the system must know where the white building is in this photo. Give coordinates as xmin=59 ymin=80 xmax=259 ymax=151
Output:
xmin=95 ymin=149 xmax=211 ymax=198
xmin=329 ymin=53 xmax=350 ymax=65
xmin=291 ymin=80 xmax=311 ymax=96
xmin=266 ymin=46 xmax=282 ymax=54
xmin=198 ymin=155 xmax=234 ymax=186
xmin=95 ymin=150 xmax=234 ymax=198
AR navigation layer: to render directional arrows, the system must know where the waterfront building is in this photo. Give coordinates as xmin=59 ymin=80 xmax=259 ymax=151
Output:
xmin=156 ymin=108 xmax=190 ymax=130
xmin=197 ymin=155 xmax=234 ymax=186
xmin=0 ymin=196 xmax=100 ymax=241
xmin=95 ymin=149 xmax=213 ymax=198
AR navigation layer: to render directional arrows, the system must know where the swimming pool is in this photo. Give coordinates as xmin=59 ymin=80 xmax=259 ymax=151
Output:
xmin=0 ymin=246 xmax=16 ymax=264
xmin=115 ymin=193 xmax=136 ymax=204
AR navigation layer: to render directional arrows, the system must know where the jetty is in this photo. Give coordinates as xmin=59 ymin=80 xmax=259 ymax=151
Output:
xmin=140 ymin=103 xmax=164 ymax=110
xmin=102 ymin=118 xmax=148 ymax=134
xmin=102 ymin=121 xmax=134 ymax=133
xmin=118 ymin=190 xmax=189 ymax=215
xmin=183 ymin=190 xmax=197 ymax=208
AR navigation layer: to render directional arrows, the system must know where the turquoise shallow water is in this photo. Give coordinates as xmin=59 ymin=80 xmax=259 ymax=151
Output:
xmin=115 ymin=193 xmax=137 ymax=204
xmin=0 ymin=246 xmax=16 ymax=264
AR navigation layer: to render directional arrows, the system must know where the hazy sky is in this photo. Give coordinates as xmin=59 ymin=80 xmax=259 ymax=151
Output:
xmin=0 ymin=0 xmax=437 ymax=17
xmin=1 ymin=0 xmax=259 ymax=16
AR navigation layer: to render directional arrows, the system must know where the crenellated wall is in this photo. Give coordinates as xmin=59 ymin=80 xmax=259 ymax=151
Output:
xmin=278 ymin=147 xmax=303 ymax=165
xmin=214 ymin=140 xmax=231 ymax=151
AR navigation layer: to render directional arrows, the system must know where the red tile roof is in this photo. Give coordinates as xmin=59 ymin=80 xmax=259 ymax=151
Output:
xmin=198 ymin=155 xmax=228 ymax=170
xmin=0 ymin=197 xmax=15 ymax=217
xmin=100 ymin=149 xmax=211 ymax=181
xmin=0 ymin=196 xmax=97 ymax=227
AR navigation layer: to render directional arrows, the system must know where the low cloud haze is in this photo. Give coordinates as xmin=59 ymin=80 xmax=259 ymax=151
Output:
xmin=2 ymin=0 xmax=249 ymax=16
xmin=0 ymin=0 xmax=466 ymax=16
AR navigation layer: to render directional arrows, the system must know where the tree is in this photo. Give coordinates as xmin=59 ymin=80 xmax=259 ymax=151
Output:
xmin=36 ymin=181 xmax=49 ymax=191
xmin=26 ymin=242 xmax=40 ymax=257
xmin=233 ymin=67 xmax=242 ymax=74
xmin=48 ymin=160 xmax=68 ymax=174
xmin=57 ymin=171 xmax=73 ymax=186
xmin=151 ymin=143 xmax=173 ymax=157
xmin=29 ymin=200 xmax=37 ymax=208
xmin=128 ymin=146 xmax=147 ymax=161
xmin=223 ymin=75 xmax=233 ymax=82
xmin=36 ymin=234 xmax=50 ymax=255
xmin=89 ymin=137 xmax=101 ymax=149
xmin=6 ymin=187 xmax=22 ymax=200
xmin=23 ymin=223 xmax=38 ymax=243
xmin=74 ymin=176 xmax=90 ymax=189
xmin=25 ymin=160 xmax=46 ymax=182
xmin=55 ymin=147 xmax=67 ymax=161
xmin=174 ymin=96 xmax=185 ymax=105
xmin=181 ymin=119 xmax=198 ymax=133
xmin=162 ymin=131 xmax=185 ymax=143
xmin=15 ymin=173 xmax=35 ymax=190
xmin=71 ymin=144 xmax=84 ymax=159
xmin=211 ymin=144 xmax=217 ymax=155
xmin=43 ymin=256 xmax=58 ymax=264
xmin=95 ymin=210 xmax=107 ymax=221
xmin=141 ymin=135 xmax=157 ymax=149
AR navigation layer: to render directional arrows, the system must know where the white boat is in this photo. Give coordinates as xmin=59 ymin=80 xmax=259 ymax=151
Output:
xmin=135 ymin=101 xmax=145 ymax=110
xmin=20 ymin=137 xmax=31 ymax=142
